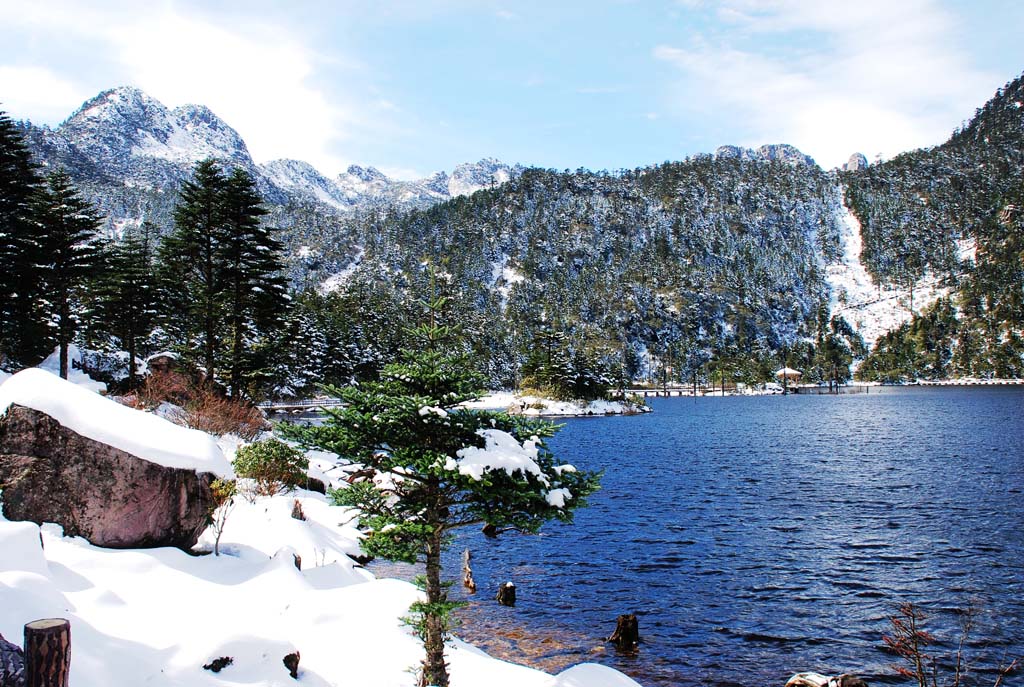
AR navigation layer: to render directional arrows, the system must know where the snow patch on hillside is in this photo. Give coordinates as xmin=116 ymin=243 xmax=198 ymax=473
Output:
xmin=827 ymin=190 xmax=950 ymax=348
xmin=490 ymin=257 xmax=526 ymax=310
xmin=320 ymin=249 xmax=365 ymax=293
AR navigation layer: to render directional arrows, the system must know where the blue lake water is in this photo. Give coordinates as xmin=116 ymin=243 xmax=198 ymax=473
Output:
xmin=423 ymin=387 xmax=1024 ymax=686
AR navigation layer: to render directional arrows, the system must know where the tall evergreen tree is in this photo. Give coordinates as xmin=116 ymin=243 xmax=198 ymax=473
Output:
xmin=94 ymin=222 xmax=160 ymax=389
xmin=159 ymin=159 xmax=227 ymax=381
xmin=0 ymin=110 xmax=44 ymax=368
xmin=218 ymin=167 xmax=290 ymax=397
xmin=159 ymin=160 xmax=290 ymax=396
xmin=32 ymin=168 xmax=104 ymax=379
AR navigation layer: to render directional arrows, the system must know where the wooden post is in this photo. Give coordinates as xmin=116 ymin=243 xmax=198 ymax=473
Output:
xmin=24 ymin=619 xmax=70 ymax=687
xmin=462 ymin=549 xmax=477 ymax=593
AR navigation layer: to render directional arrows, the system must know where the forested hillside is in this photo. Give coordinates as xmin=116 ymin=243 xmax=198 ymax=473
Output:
xmin=847 ymin=73 xmax=1024 ymax=380
xmin=323 ymin=148 xmax=846 ymax=387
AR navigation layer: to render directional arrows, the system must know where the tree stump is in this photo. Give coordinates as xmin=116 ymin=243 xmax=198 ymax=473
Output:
xmin=461 ymin=549 xmax=477 ymax=593
xmin=607 ymin=613 xmax=639 ymax=652
xmin=24 ymin=619 xmax=70 ymax=687
xmin=496 ymin=581 xmax=516 ymax=607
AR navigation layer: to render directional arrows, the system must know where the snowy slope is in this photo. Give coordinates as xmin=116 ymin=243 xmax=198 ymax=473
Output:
xmin=826 ymin=189 xmax=954 ymax=348
xmin=0 ymin=493 xmax=642 ymax=687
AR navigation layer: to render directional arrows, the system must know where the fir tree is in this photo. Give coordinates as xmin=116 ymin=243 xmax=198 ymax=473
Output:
xmin=0 ymin=110 xmax=44 ymax=367
xmin=218 ymin=167 xmax=290 ymax=397
xmin=31 ymin=169 xmax=105 ymax=379
xmin=158 ymin=160 xmax=289 ymax=396
xmin=159 ymin=159 xmax=227 ymax=381
xmin=94 ymin=222 xmax=160 ymax=388
xmin=281 ymin=291 xmax=599 ymax=687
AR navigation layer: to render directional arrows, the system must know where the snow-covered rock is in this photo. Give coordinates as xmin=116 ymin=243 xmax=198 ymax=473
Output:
xmin=0 ymin=368 xmax=228 ymax=474
xmin=715 ymin=143 xmax=816 ymax=168
xmin=842 ymin=153 xmax=869 ymax=172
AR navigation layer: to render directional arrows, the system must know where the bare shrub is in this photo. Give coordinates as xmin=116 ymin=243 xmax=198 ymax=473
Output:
xmin=120 ymin=371 xmax=267 ymax=440
xmin=884 ymin=602 xmax=1019 ymax=687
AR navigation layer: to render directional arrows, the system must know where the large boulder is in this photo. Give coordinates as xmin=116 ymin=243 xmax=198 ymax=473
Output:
xmin=0 ymin=404 xmax=217 ymax=550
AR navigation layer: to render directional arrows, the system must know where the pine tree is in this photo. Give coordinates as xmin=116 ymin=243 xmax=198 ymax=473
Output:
xmin=31 ymin=169 xmax=105 ymax=379
xmin=218 ymin=167 xmax=290 ymax=397
xmin=0 ymin=110 xmax=44 ymax=368
xmin=94 ymin=222 xmax=160 ymax=388
xmin=281 ymin=292 xmax=599 ymax=687
xmin=158 ymin=161 xmax=289 ymax=396
xmin=159 ymin=159 xmax=227 ymax=381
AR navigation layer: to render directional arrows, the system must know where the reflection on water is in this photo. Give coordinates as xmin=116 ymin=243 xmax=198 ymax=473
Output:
xmin=372 ymin=387 xmax=1024 ymax=686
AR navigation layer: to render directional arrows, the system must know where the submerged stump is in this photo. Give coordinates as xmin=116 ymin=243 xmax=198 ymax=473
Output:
xmin=462 ymin=549 xmax=477 ymax=593
xmin=607 ymin=613 xmax=639 ymax=652
xmin=496 ymin=581 xmax=516 ymax=607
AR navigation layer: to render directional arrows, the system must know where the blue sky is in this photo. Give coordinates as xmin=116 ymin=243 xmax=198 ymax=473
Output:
xmin=2 ymin=0 xmax=1023 ymax=178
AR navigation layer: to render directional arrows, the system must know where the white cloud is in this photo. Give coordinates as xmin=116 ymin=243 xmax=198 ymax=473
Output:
xmin=0 ymin=2 xmax=377 ymax=176
xmin=655 ymin=0 xmax=999 ymax=167
xmin=109 ymin=9 xmax=353 ymax=174
xmin=0 ymin=66 xmax=87 ymax=123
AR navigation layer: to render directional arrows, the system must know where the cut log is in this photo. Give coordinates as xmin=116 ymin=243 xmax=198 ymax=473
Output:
xmin=607 ymin=613 xmax=639 ymax=652
xmin=496 ymin=581 xmax=516 ymax=607
xmin=24 ymin=619 xmax=70 ymax=687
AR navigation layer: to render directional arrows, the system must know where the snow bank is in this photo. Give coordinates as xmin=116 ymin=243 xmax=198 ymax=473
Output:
xmin=0 ymin=368 xmax=230 ymax=475
xmin=0 ymin=492 xmax=643 ymax=687
xmin=511 ymin=395 xmax=650 ymax=417
xmin=38 ymin=344 xmax=107 ymax=393
xmin=463 ymin=392 xmax=650 ymax=417
xmin=194 ymin=490 xmax=372 ymax=586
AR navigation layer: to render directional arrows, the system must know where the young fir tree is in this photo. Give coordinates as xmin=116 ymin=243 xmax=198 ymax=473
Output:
xmin=159 ymin=159 xmax=227 ymax=381
xmin=94 ymin=222 xmax=160 ymax=389
xmin=0 ymin=111 xmax=45 ymax=368
xmin=281 ymin=292 xmax=600 ymax=687
xmin=217 ymin=167 xmax=290 ymax=398
xmin=31 ymin=169 xmax=104 ymax=379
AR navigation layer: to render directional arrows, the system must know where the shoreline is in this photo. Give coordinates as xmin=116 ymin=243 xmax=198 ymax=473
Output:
xmin=462 ymin=392 xmax=652 ymax=417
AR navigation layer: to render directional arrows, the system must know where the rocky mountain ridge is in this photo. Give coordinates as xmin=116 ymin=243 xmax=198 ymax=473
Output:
xmin=19 ymin=86 xmax=521 ymax=233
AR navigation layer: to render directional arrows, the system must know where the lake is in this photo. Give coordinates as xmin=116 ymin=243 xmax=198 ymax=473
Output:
xmin=408 ymin=387 xmax=1024 ymax=686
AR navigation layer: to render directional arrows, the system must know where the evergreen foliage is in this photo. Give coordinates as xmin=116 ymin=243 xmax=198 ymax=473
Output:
xmin=0 ymin=110 xmax=45 ymax=368
xmin=232 ymin=438 xmax=309 ymax=496
xmin=91 ymin=222 xmax=161 ymax=388
xmin=280 ymin=291 xmax=599 ymax=687
xmin=158 ymin=160 xmax=290 ymax=397
xmin=30 ymin=169 xmax=105 ymax=378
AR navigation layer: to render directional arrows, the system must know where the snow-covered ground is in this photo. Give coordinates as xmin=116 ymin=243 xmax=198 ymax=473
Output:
xmin=0 ymin=369 xmax=642 ymax=687
xmin=463 ymin=392 xmax=650 ymax=416
xmin=826 ymin=189 xmax=962 ymax=349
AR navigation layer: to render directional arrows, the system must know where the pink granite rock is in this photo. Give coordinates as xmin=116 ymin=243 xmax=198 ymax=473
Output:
xmin=0 ymin=404 xmax=216 ymax=550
